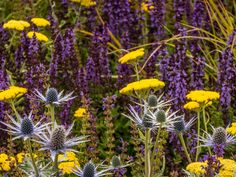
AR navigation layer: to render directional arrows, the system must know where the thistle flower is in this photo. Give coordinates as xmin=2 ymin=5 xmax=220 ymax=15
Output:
xmin=73 ymin=161 xmax=112 ymax=177
xmin=27 ymin=31 xmax=49 ymax=42
xmin=0 ymin=111 xmax=48 ymax=141
xmin=199 ymin=127 xmax=236 ymax=148
xmin=170 ymin=115 xmax=196 ymax=133
xmin=35 ymin=122 xmax=88 ymax=160
xmin=34 ymin=87 xmax=75 ymax=105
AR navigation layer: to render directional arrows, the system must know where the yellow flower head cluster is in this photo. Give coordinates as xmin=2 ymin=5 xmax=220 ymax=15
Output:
xmin=187 ymin=158 xmax=236 ymax=177
xmin=0 ymin=153 xmax=15 ymax=172
xmin=227 ymin=123 xmax=236 ymax=137
xmin=70 ymin=0 xmax=96 ymax=7
xmin=184 ymin=101 xmax=200 ymax=111
xmin=3 ymin=20 xmax=30 ymax=31
xmin=58 ymin=152 xmax=80 ymax=174
xmin=74 ymin=108 xmax=87 ymax=118
xmin=186 ymin=90 xmax=220 ymax=104
xmin=0 ymin=86 xmax=27 ymax=102
xmin=118 ymin=48 xmax=145 ymax=64
xmin=16 ymin=152 xmax=37 ymax=164
xmin=120 ymin=79 xmax=165 ymax=95
xmin=31 ymin=18 xmax=50 ymax=27
xmin=186 ymin=162 xmax=207 ymax=175
xmin=27 ymin=31 xmax=49 ymax=42
xmin=141 ymin=2 xmax=154 ymax=12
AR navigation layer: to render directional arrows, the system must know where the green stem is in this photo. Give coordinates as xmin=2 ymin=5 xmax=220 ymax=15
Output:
xmin=195 ymin=111 xmax=201 ymax=161
xmin=50 ymin=104 xmax=55 ymax=127
xmin=134 ymin=63 xmax=140 ymax=81
xmin=179 ymin=133 xmax=192 ymax=163
xmin=145 ymin=129 xmax=151 ymax=177
xmin=202 ymin=106 xmax=212 ymax=155
xmin=10 ymin=101 xmax=20 ymax=122
xmin=150 ymin=123 xmax=162 ymax=173
xmin=27 ymin=139 xmax=39 ymax=177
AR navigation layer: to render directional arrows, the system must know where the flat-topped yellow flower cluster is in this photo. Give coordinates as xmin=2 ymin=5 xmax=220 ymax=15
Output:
xmin=186 ymin=158 xmax=236 ymax=177
xmin=58 ymin=152 xmax=80 ymax=174
xmin=0 ymin=153 xmax=15 ymax=172
xmin=70 ymin=0 xmax=96 ymax=7
xmin=31 ymin=18 xmax=50 ymax=27
xmin=0 ymin=86 xmax=27 ymax=102
xmin=74 ymin=108 xmax=87 ymax=118
xmin=184 ymin=101 xmax=200 ymax=110
xmin=3 ymin=20 xmax=30 ymax=31
xmin=120 ymin=79 xmax=165 ymax=95
xmin=227 ymin=123 xmax=236 ymax=136
xmin=27 ymin=31 xmax=49 ymax=42
xmin=119 ymin=48 xmax=145 ymax=64
xmin=186 ymin=90 xmax=220 ymax=104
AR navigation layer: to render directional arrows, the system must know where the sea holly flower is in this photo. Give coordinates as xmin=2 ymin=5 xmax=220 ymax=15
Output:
xmin=199 ymin=127 xmax=236 ymax=149
xmin=170 ymin=115 xmax=196 ymax=133
xmin=31 ymin=18 xmax=50 ymax=27
xmin=0 ymin=111 xmax=48 ymax=141
xmin=27 ymin=31 xmax=49 ymax=42
xmin=118 ymin=48 xmax=145 ymax=64
xmin=0 ymin=86 xmax=27 ymax=102
xmin=34 ymin=87 xmax=75 ymax=105
xmin=35 ymin=122 xmax=88 ymax=160
xmin=73 ymin=161 xmax=112 ymax=177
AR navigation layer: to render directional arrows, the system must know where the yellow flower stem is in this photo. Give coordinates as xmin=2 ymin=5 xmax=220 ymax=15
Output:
xmin=50 ymin=104 xmax=55 ymax=128
xmin=179 ymin=133 xmax=192 ymax=163
xmin=134 ymin=63 xmax=140 ymax=81
xmin=195 ymin=110 xmax=201 ymax=161
xmin=145 ymin=129 xmax=151 ymax=177
xmin=27 ymin=139 xmax=39 ymax=177
xmin=150 ymin=123 xmax=162 ymax=173
xmin=202 ymin=106 xmax=212 ymax=155
xmin=10 ymin=100 xmax=20 ymax=122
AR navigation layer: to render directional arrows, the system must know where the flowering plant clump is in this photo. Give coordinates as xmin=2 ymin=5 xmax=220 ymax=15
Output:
xmin=1 ymin=0 xmax=236 ymax=176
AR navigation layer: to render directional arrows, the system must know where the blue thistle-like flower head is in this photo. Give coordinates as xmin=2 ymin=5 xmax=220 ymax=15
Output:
xmin=21 ymin=117 xmax=34 ymax=135
xmin=83 ymin=162 xmax=96 ymax=177
xmin=46 ymin=88 xmax=58 ymax=104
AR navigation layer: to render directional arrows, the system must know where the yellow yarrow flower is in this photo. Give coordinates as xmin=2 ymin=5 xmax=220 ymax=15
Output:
xmin=74 ymin=108 xmax=87 ymax=118
xmin=186 ymin=162 xmax=207 ymax=175
xmin=186 ymin=90 xmax=220 ymax=104
xmin=184 ymin=101 xmax=200 ymax=111
xmin=227 ymin=123 xmax=236 ymax=136
xmin=141 ymin=2 xmax=154 ymax=12
xmin=3 ymin=20 xmax=30 ymax=31
xmin=0 ymin=153 xmax=16 ymax=172
xmin=27 ymin=31 xmax=49 ymax=42
xmin=118 ymin=48 xmax=145 ymax=64
xmin=119 ymin=79 xmax=165 ymax=95
xmin=0 ymin=86 xmax=27 ymax=102
xmin=58 ymin=152 xmax=79 ymax=174
xmin=70 ymin=0 xmax=96 ymax=7
xmin=31 ymin=18 xmax=50 ymax=27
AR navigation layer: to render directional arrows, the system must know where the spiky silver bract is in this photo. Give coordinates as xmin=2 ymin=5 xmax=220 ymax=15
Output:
xmin=73 ymin=161 xmax=112 ymax=177
xmin=169 ymin=115 xmax=196 ymax=133
xmin=34 ymin=87 xmax=76 ymax=105
xmin=0 ymin=111 xmax=48 ymax=141
xmin=35 ymin=122 xmax=88 ymax=160
xmin=199 ymin=126 xmax=236 ymax=148
xmin=21 ymin=158 xmax=54 ymax=177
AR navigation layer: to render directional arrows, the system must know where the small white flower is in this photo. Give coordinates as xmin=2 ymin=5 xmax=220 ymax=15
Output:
xmin=35 ymin=122 xmax=88 ymax=160
xmin=0 ymin=111 xmax=49 ymax=141
xmin=34 ymin=87 xmax=76 ymax=105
